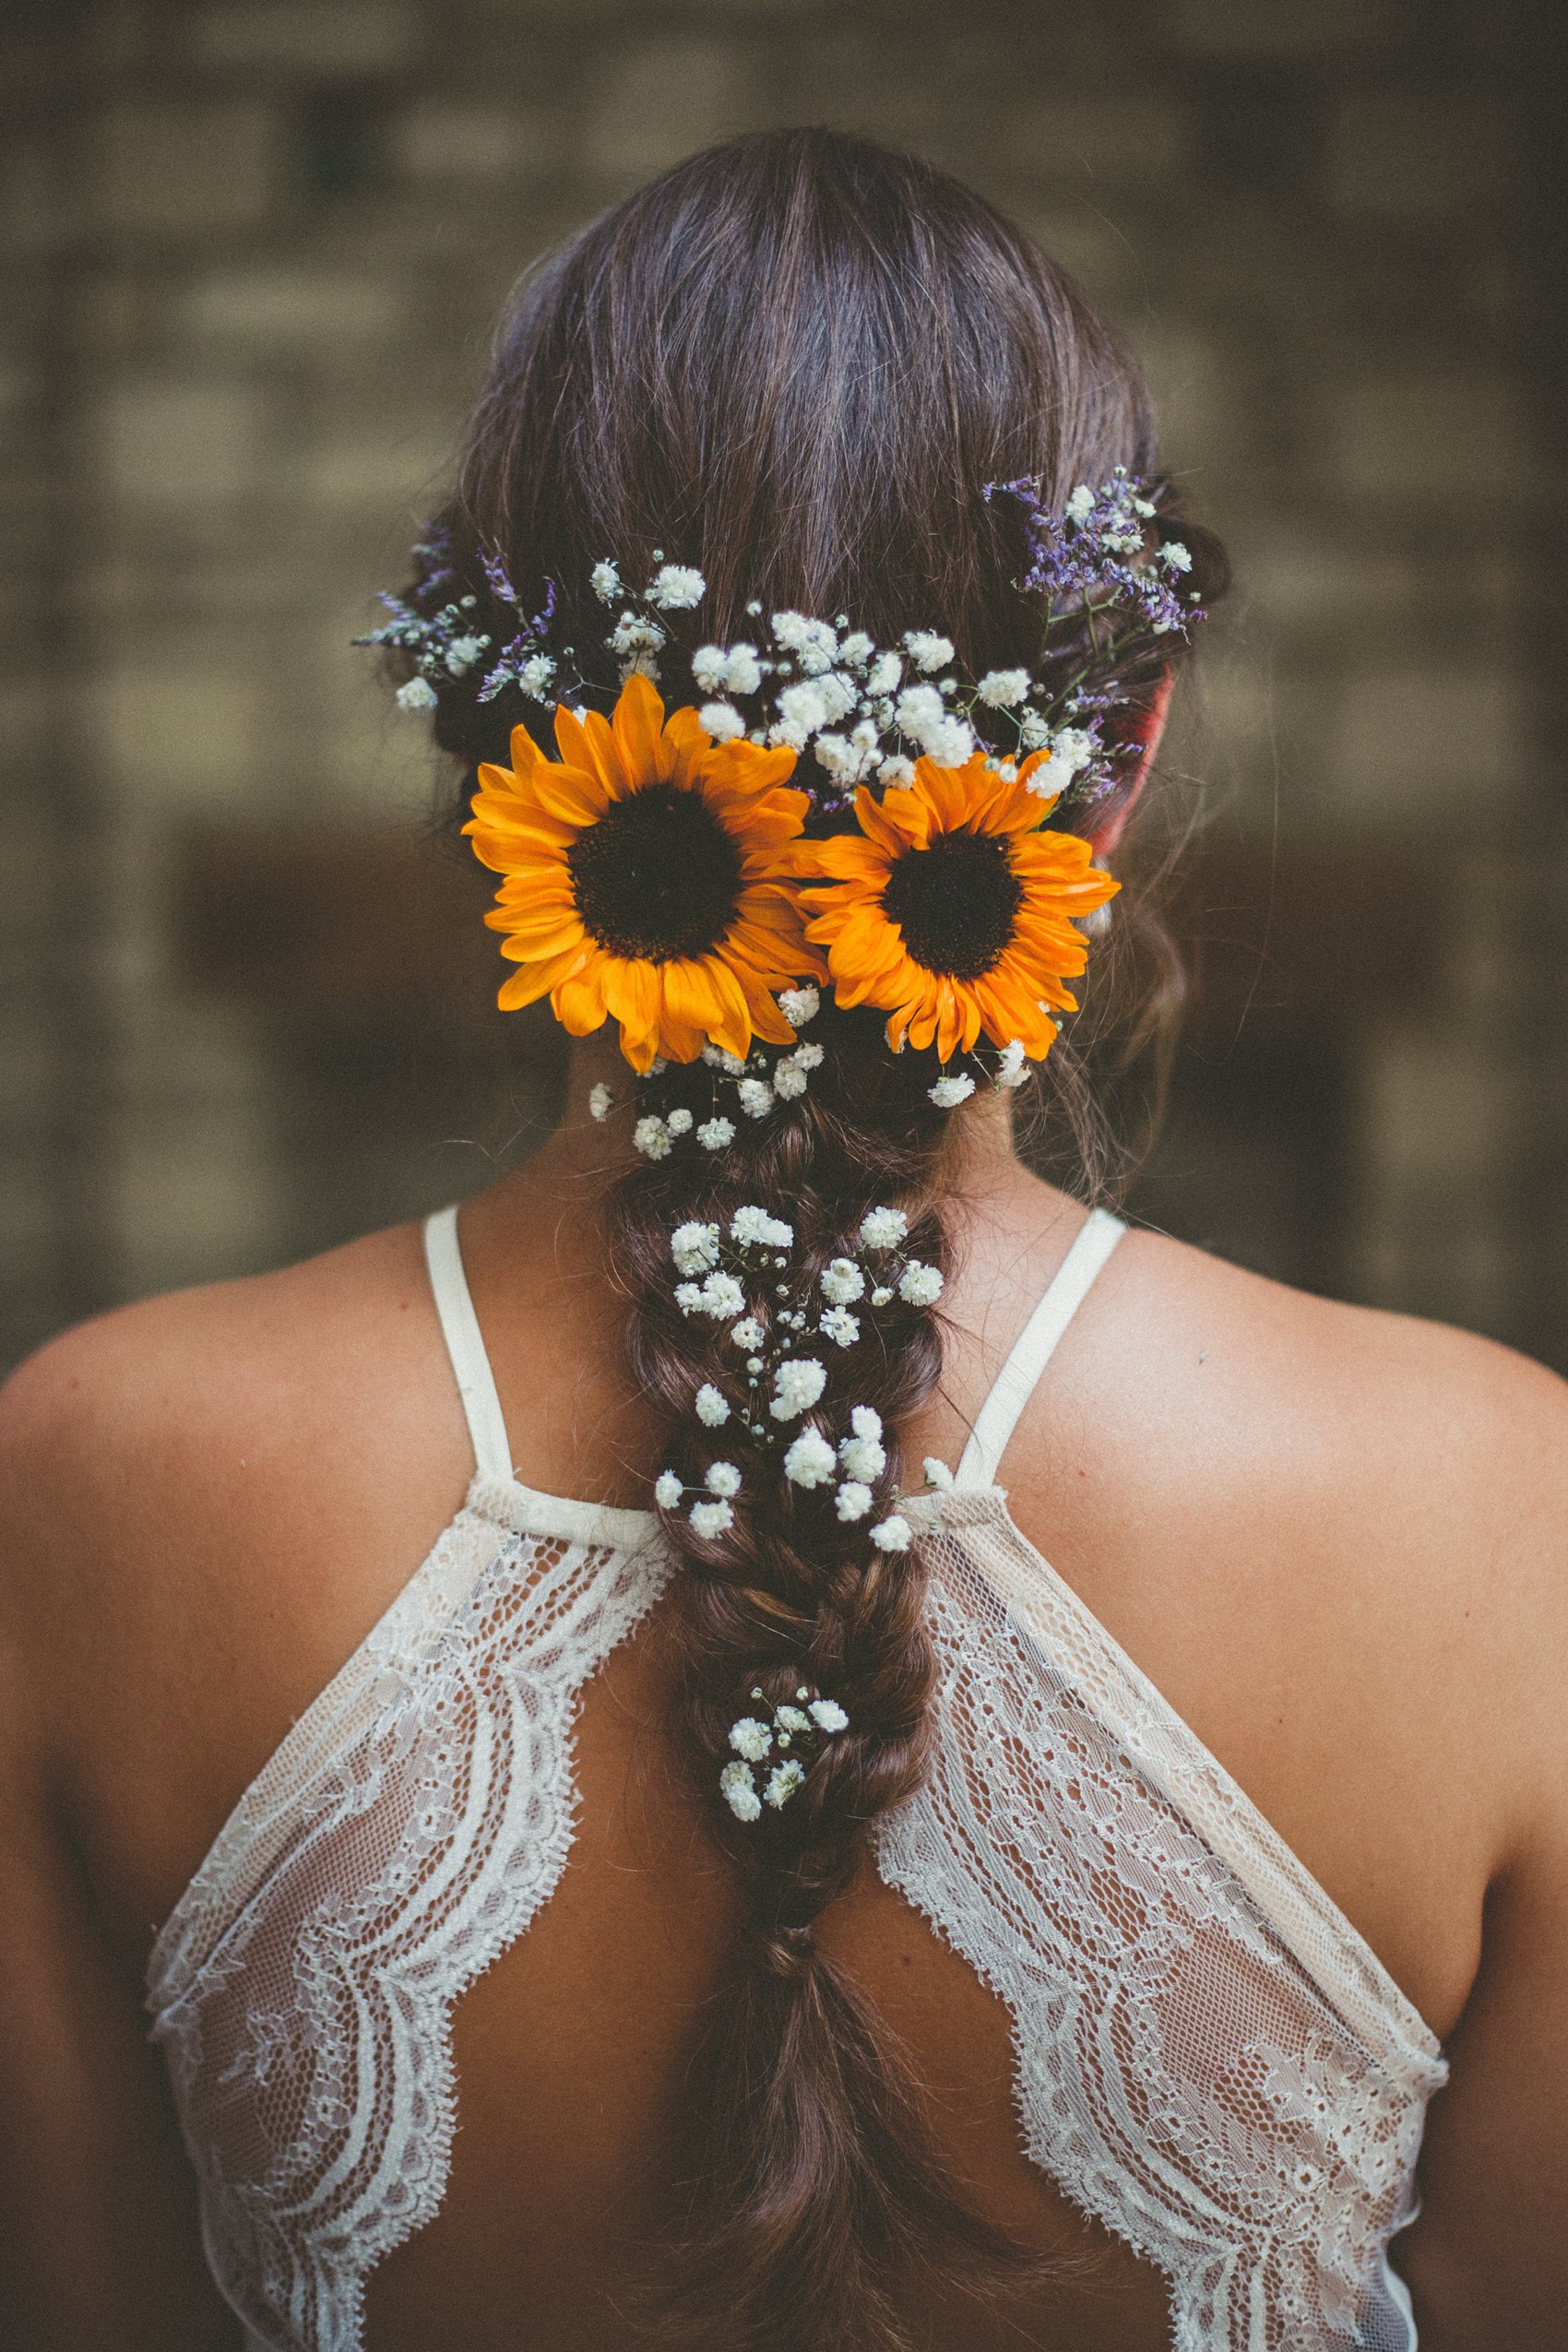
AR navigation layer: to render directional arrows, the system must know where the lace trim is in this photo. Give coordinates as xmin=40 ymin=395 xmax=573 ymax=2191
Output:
xmin=878 ymin=1491 xmax=1444 ymax=2349
xmin=148 ymin=1491 xmax=671 ymax=2349
xmin=147 ymin=1479 xmax=1443 ymax=2352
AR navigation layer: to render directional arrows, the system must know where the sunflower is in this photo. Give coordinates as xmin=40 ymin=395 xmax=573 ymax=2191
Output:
xmin=788 ymin=754 xmax=1119 ymax=1063
xmin=465 ymin=674 xmax=826 ymax=1072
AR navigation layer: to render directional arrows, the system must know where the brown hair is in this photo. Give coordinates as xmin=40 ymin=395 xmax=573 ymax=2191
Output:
xmin=410 ymin=127 xmax=1224 ymax=2350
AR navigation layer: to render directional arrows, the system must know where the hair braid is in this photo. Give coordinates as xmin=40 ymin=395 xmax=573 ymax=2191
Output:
xmin=607 ymin=1010 xmax=1039 ymax=2348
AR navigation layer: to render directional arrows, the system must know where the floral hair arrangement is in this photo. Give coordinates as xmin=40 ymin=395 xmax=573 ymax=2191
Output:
xmin=649 ymin=1194 xmax=955 ymax=1818
xmin=359 ymin=471 xmax=1205 ymax=1134
xmin=362 ymin=473 xmax=1204 ymax=1824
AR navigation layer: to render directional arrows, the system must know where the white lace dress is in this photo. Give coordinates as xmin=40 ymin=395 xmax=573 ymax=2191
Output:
xmin=145 ymin=1206 xmax=1447 ymax=2351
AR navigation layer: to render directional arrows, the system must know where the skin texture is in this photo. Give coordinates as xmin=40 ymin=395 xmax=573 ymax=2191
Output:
xmin=0 ymin=1031 xmax=1565 ymax=2351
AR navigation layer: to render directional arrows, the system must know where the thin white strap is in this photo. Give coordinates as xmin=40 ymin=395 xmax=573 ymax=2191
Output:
xmin=423 ymin=1206 xmax=514 ymax=1484
xmin=956 ymin=1207 xmax=1125 ymax=1487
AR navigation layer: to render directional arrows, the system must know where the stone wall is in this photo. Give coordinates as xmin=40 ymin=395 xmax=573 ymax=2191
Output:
xmin=4 ymin=0 xmax=1562 ymax=1372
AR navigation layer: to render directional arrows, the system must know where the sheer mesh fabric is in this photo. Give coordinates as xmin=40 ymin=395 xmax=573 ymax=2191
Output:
xmin=146 ymin=1479 xmax=671 ymax=2352
xmin=881 ymin=1491 xmax=1445 ymax=2350
xmin=147 ymin=1478 xmax=1445 ymax=2352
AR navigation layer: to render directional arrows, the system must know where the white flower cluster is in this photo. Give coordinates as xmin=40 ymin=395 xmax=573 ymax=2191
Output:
xmin=719 ymin=1683 xmax=850 ymax=1822
xmin=679 ymin=602 xmax=1118 ymax=804
xmin=654 ymin=1197 xmax=954 ymax=1550
xmin=628 ymin=986 xmax=823 ymax=1160
xmin=587 ymin=552 xmax=711 ymax=685
xmin=575 ymin=551 xmax=1123 ymax=804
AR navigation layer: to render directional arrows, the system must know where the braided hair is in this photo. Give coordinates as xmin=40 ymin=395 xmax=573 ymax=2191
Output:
xmin=385 ymin=128 xmax=1226 ymax=2350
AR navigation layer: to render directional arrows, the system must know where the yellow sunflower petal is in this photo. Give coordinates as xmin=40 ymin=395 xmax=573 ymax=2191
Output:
xmin=611 ymin=671 xmax=672 ymax=790
xmin=496 ymin=944 xmax=588 ymax=1010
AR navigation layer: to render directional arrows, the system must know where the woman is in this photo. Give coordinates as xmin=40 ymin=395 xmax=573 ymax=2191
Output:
xmin=0 ymin=129 xmax=1562 ymax=2352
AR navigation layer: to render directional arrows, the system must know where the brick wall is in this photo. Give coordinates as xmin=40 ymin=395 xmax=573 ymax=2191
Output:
xmin=4 ymin=0 xmax=1563 ymax=1371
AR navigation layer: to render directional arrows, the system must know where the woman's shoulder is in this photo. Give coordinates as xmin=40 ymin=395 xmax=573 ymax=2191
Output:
xmin=0 ymin=1218 xmax=449 ymax=1566
xmin=0 ymin=1219 xmax=475 ymax=1954
xmin=1062 ymin=1223 xmax=1568 ymax=1691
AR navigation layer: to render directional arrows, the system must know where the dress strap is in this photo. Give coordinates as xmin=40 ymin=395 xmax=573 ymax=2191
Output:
xmin=956 ymin=1207 xmax=1125 ymax=1487
xmin=423 ymin=1206 xmax=514 ymax=1484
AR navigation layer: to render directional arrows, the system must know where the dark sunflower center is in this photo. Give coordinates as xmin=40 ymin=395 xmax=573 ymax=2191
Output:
xmin=880 ymin=829 xmax=1023 ymax=980
xmin=566 ymin=783 xmax=742 ymax=962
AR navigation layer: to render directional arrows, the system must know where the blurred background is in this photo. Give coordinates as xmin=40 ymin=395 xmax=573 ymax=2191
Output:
xmin=3 ymin=0 xmax=1564 ymax=1376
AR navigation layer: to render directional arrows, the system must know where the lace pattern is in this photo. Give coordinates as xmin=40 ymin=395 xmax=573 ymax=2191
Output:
xmin=147 ymin=1480 xmax=1444 ymax=2352
xmin=147 ymin=1480 xmax=671 ymax=2352
xmin=878 ymin=1491 xmax=1444 ymax=2351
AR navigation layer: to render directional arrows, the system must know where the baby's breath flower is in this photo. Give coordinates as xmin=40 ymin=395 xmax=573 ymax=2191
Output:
xmin=821 ymin=1258 xmax=865 ymax=1306
xmin=851 ymin=1405 xmax=883 ymax=1442
xmin=836 ymin=1480 xmax=873 ymax=1522
xmin=1028 ymin=727 xmax=1097 ymax=798
xmin=647 ymin=563 xmax=706 ymax=610
xmin=898 ymin=1260 xmax=944 ymax=1308
xmin=731 ymin=1206 xmax=793 ymax=1250
xmin=633 ymin=1115 xmax=671 ymax=1160
xmin=671 ymin=1221 xmax=721 ymax=1275
xmin=588 ymin=1082 xmax=613 ymax=1122
xmin=878 ymin=753 xmax=915 ymax=785
xmin=778 ymin=983 xmax=819 ymax=1027
xmin=720 ymin=1759 xmax=762 ymax=1821
xmin=698 ymin=701 xmax=745 ymax=742
xmin=929 ymin=1073 xmax=975 ymax=1110
xmin=1160 ymin=540 xmax=1193 ymax=573
xmin=770 ymin=1358 xmax=826 ymax=1420
xmin=809 ymin=1698 xmax=849 ymax=1732
xmin=870 ymin=1285 xmax=894 ymax=1307
xmin=895 ymin=682 xmax=945 ymax=743
xmin=904 ymin=630 xmax=955 ymax=674
xmin=702 ymin=1045 xmax=748 ymax=1075
xmin=695 ymin=1271 xmax=745 ymax=1320
xmin=790 ymin=1040 xmax=824 ymax=1070
xmin=692 ymin=645 xmax=728 ymax=693
xmin=397 ymin=676 xmax=438 ymax=713
xmin=674 ymin=1282 xmax=705 ymax=1315
xmin=865 ymin=650 xmax=902 ymax=695
xmin=764 ymin=1758 xmax=806 ymax=1809
xmin=655 ymin=1470 xmax=683 ymax=1509
xmin=838 ymin=1433 xmax=885 ymax=1482
xmin=776 ymin=1704 xmax=811 ymax=1734
xmin=698 ymin=1117 xmax=735 ymax=1149
xmin=816 ymin=672 xmax=858 ymax=724
xmin=922 ymin=1456 xmax=956 ymax=1491
xmin=666 ymin=1108 xmax=694 ymax=1138
xmin=519 ymin=653 xmax=555 ymax=695
xmin=977 ymin=667 xmax=1030 ymax=707
xmin=611 ymin=612 xmax=665 ymax=661
xmin=996 ymin=1039 xmax=1029 ymax=1089
xmin=703 ymin=1463 xmax=740 ymax=1502
xmin=860 ymin=1206 xmax=908 ymax=1250
xmin=731 ymin=1316 xmax=765 ymax=1350
xmin=783 ymin=1428 xmax=836 ymax=1488
xmin=820 ymin=1306 xmax=860 ymax=1348
xmin=870 ymin=1514 xmax=913 ymax=1553
xmin=737 ymin=1078 xmax=774 ymax=1119
xmin=777 ymin=680 xmax=830 ymax=740
xmin=722 ymin=643 xmax=762 ymax=695
xmin=772 ymin=611 xmax=837 ymax=673
xmin=590 ymin=559 xmax=622 ymax=602
xmin=729 ymin=1717 xmax=772 ymax=1763
xmin=695 ymin=1384 xmax=731 ymax=1427
xmin=690 ymin=1497 xmax=734 ymax=1538
xmin=772 ymin=1059 xmax=809 ymax=1100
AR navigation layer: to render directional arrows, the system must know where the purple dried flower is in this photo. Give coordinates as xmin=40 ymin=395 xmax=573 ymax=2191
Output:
xmin=986 ymin=469 xmax=1204 ymax=638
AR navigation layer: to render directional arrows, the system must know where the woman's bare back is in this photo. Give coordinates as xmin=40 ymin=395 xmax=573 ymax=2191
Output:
xmin=2 ymin=1112 xmax=1564 ymax=2350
